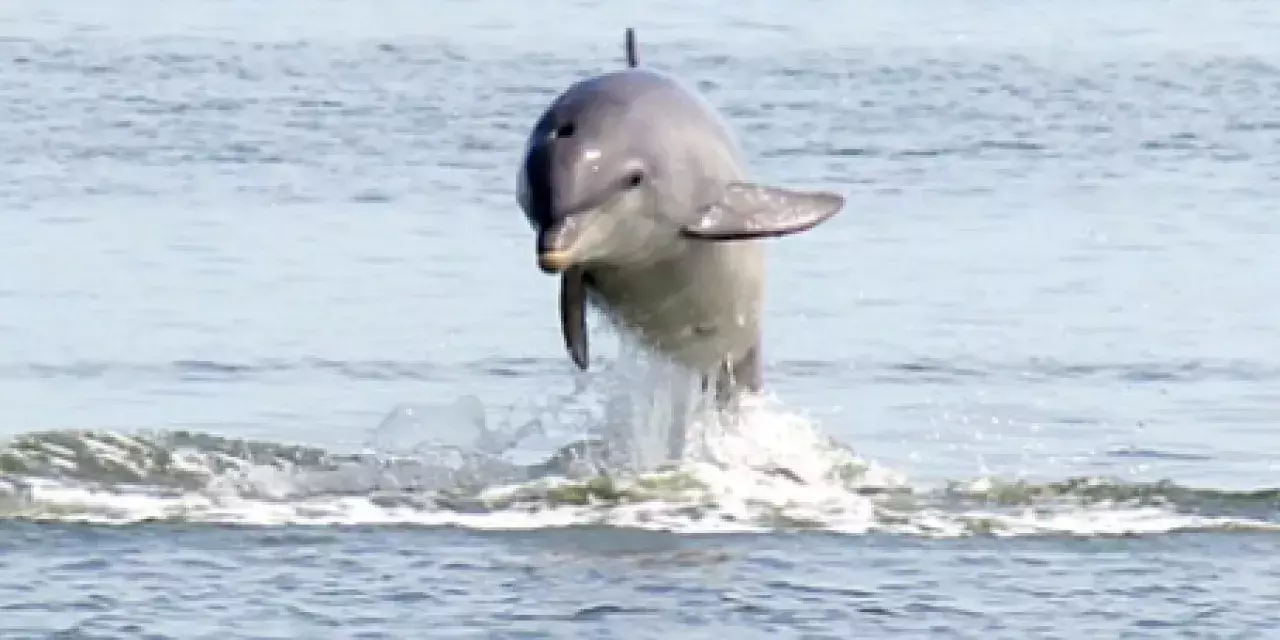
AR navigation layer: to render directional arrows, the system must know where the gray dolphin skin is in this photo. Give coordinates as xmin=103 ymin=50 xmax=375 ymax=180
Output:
xmin=516 ymin=27 xmax=845 ymax=410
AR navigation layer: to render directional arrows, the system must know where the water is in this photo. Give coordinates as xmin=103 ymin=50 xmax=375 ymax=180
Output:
xmin=3 ymin=0 xmax=1280 ymax=637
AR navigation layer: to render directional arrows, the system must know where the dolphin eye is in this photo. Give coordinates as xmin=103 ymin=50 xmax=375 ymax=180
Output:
xmin=553 ymin=121 xmax=576 ymax=139
xmin=625 ymin=170 xmax=645 ymax=189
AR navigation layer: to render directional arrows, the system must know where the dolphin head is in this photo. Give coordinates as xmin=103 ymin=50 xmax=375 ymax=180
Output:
xmin=518 ymin=68 xmax=847 ymax=276
xmin=517 ymin=70 xmax=717 ymax=274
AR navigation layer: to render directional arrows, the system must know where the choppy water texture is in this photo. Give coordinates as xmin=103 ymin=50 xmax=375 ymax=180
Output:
xmin=3 ymin=0 xmax=1280 ymax=637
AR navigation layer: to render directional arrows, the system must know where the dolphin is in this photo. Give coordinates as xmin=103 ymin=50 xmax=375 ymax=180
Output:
xmin=516 ymin=27 xmax=845 ymax=412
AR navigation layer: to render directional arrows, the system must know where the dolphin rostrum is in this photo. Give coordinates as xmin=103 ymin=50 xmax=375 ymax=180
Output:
xmin=516 ymin=28 xmax=845 ymax=411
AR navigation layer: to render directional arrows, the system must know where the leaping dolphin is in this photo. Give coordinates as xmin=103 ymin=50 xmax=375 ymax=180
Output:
xmin=516 ymin=27 xmax=845 ymax=411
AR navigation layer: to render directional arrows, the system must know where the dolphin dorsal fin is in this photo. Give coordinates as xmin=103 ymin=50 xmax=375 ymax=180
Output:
xmin=624 ymin=27 xmax=638 ymax=68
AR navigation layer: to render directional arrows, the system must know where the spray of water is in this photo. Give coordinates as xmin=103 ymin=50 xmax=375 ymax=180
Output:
xmin=1 ymin=335 xmax=1276 ymax=536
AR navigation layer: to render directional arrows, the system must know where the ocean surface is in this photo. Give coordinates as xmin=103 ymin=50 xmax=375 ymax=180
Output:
xmin=2 ymin=0 xmax=1280 ymax=637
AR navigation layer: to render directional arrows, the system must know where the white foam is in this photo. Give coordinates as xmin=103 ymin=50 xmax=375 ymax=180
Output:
xmin=8 ymin=395 xmax=1274 ymax=538
xmin=2 ymin=336 xmax=1270 ymax=536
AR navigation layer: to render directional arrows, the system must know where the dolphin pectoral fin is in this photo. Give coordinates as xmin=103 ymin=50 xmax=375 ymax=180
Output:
xmin=682 ymin=182 xmax=846 ymax=240
xmin=559 ymin=267 xmax=590 ymax=371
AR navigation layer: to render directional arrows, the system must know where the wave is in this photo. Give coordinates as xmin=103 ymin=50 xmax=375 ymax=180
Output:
xmin=2 ymin=396 xmax=1276 ymax=538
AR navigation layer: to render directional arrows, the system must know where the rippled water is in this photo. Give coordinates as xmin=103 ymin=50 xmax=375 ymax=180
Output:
xmin=3 ymin=0 xmax=1280 ymax=637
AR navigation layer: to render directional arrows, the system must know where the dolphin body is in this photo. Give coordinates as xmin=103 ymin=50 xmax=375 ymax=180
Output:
xmin=516 ymin=28 xmax=845 ymax=412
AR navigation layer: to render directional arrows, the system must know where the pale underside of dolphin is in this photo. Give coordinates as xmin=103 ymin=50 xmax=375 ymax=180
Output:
xmin=517 ymin=27 xmax=846 ymax=410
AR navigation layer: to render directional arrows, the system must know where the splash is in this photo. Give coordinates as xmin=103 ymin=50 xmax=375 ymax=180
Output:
xmin=1 ymin=340 xmax=1278 ymax=536
xmin=1 ymin=393 xmax=1277 ymax=536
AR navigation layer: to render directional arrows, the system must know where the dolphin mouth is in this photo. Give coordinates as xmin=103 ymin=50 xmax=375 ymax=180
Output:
xmin=537 ymin=250 xmax=574 ymax=274
xmin=532 ymin=171 xmax=642 ymax=274
xmin=535 ymin=215 xmax=592 ymax=274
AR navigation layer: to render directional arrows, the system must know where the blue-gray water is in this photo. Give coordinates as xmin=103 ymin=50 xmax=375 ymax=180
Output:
xmin=3 ymin=0 xmax=1280 ymax=637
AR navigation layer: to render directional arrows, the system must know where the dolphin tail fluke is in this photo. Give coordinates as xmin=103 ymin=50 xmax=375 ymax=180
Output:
xmin=703 ymin=344 xmax=763 ymax=414
xmin=624 ymin=27 xmax=639 ymax=68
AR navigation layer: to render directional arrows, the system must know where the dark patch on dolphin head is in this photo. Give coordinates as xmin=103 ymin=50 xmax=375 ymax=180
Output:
xmin=520 ymin=114 xmax=607 ymax=229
